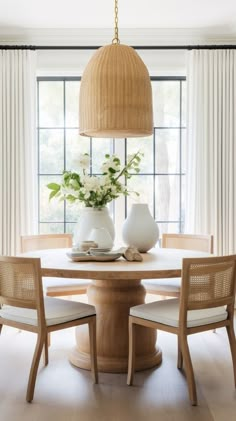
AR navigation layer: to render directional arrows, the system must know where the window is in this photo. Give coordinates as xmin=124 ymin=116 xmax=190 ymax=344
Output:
xmin=37 ymin=76 xmax=186 ymax=237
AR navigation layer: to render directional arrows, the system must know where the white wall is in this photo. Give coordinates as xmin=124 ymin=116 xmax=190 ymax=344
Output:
xmin=2 ymin=26 xmax=234 ymax=77
xmin=36 ymin=48 xmax=187 ymax=77
xmin=1 ymin=27 xmax=209 ymax=76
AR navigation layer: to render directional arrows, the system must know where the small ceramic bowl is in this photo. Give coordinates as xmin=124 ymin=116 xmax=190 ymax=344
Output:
xmin=73 ymin=241 xmax=98 ymax=252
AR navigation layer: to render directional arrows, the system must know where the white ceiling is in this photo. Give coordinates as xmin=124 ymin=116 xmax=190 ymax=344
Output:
xmin=1 ymin=0 xmax=236 ymax=32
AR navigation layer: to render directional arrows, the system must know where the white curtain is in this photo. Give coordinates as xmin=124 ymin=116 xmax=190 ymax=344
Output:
xmin=185 ymin=49 xmax=236 ymax=255
xmin=0 ymin=49 xmax=37 ymax=256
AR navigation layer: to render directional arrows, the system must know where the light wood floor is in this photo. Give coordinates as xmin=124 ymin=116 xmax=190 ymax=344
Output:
xmin=0 ymin=297 xmax=236 ymax=421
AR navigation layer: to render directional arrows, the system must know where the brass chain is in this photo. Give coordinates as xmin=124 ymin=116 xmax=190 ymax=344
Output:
xmin=112 ymin=0 xmax=120 ymax=44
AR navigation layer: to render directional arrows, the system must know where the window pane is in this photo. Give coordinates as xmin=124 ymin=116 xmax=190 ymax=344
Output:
xmin=91 ymin=139 xmax=113 ymax=173
xmin=181 ymin=128 xmax=186 ymax=174
xmin=66 ymin=203 xmax=79 ymax=223
xmin=39 ymin=223 xmax=65 ymax=234
xmin=66 ymin=130 xmax=90 ymax=170
xmin=155 ymin=129 xmax=180 ymax=173
xmin=65 ymin=81 xmax=80 ymax=127
xmin=39 ymin=81 xmax=64 ymax=127
xmin=38 ymin=77 xmax=186 ymax=236
xmin=66 ymin=222 xmax=77 ymax=235
xmin=39 ymin=129 xmax=64 ymax=174
xmin=181 ymin=175 xmax=186 ymax=229
xmin=155 ymin=175 xmax=180 ymax=221
xmin=158 ymin=222 xmax=180 ymax=238
xmin=39 ymin=175 xmax=64 ymax=222
xmin=126 ymin=137 xmax=154 ymax=174
xmin=152 ymin=81 xmax=180 ymax=127
xmin=181 ymin=81 xmax=186 ymax=127
xmin=126 ymin=175 xmax=154 ymax=215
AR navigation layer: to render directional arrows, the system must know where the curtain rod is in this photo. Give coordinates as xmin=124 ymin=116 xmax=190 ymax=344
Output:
xmin=0 ymin=44 xmax=236 ymax=50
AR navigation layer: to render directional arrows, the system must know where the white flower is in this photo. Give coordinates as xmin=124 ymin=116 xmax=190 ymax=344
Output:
xmin=84 ymin=191 xmax=90 ymax=199
xmin=99 ymin=175 xmax=110 ymax=186
xmin=48 ymin=151 xmax=142 ymax=208
xmin=111 ymin=185 xmax=118 ymax=194
xmin=101 ymin=155 xmax=120 ymax=173
xmin=101 ymin=162 xmax=109 ymax=173
xmin=80 ymin=187 xmax=87 ymax=195
xmin=83 ymin=175 xmax=100 ymax=192
xmin=76 ymin=153 xmax=90 ymax=171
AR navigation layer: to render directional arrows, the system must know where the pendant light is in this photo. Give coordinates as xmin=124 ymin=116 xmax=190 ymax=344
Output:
xmin=79 ymin=0 xmax=153 ymax=138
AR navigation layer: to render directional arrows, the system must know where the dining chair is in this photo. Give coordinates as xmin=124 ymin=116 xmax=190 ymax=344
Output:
xmin=21 ymin=234 xmax=91 ymax=297
xmin=0 ymin=256 xmax=98 ymax=402
xmin=142 ymin=233 xmax=213 ymax=297
xmin=127 ymin=254 xmax=236 ymax=405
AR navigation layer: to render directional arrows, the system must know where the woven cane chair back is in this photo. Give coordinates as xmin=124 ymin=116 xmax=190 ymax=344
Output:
xmin=162 ymin=233 xmax=213 ymax=253
xmin=181 ymin=255 xmax=236 ymax=313
xmin=21 ymin=234 xmax=72 ymax=253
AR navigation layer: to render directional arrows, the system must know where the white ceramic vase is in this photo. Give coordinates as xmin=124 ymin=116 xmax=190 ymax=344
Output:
xmin=88 ymin=227 xmax=113 ymax=249
xmin=122 ymin=203 xmax=159 ymax=252
xmin=74 ymin=207 xmax=115 ymax=245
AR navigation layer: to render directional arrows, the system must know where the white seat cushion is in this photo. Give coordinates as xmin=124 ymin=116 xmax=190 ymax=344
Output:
xmin=130 ymin=299 xmax=228 ymax=328
xmin=43 ymin=277 xmax=90 ymax=293
xmin=142 ymin=278 xmax=181 ymax=293
xmin=0 ymin=297 xmax=95 ymax=327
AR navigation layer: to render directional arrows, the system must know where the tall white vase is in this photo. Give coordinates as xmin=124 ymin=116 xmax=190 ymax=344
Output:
xmin=74 ymin=207 xmax=115 ymax=245
xmin=122 ymin=203 xmax=159 ymax=252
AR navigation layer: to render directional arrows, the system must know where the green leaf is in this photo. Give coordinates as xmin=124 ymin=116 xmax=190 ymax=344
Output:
xmin=47 ymin=183 xmax=60 ymax=191
xmin=49 ymin=189 xmax=59 ymax=200
xmin=66 ymin=194 xmax=77 ymax=203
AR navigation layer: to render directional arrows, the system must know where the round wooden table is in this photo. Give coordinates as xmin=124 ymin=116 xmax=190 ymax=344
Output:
xmin=22 ymin=247 xmax=208 ymax=373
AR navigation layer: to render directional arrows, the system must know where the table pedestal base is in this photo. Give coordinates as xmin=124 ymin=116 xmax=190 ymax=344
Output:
xmin=70 ymin=343 xmax=162 ymax=373
xmin=69 ymin=278 xmax=162 ymax=373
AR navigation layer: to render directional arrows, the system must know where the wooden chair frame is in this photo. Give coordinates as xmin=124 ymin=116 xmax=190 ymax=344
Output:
xmin=162 ymin=233 xmax=213 ymax=253
xmin=127 ymin=254 xmax=236 ymax=405
xmin=0 ymin=256 xmax=98 ymax=402
xmin=20 ymin=234 xmax=89 ymax=296
xmin=144 ymin=233 xmax=214 ymax=297
xmin=20 ymin=233 xmax=73 ymax=253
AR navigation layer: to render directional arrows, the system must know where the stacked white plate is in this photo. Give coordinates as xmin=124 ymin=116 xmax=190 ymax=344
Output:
xmin=67 ymin=249 xmax=122 ymax=262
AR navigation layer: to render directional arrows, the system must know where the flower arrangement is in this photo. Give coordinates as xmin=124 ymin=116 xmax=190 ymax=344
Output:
xmin=47 ymin=151 xmax=142 ymax=209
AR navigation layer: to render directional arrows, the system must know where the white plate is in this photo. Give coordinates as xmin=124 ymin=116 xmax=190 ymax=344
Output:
xmin=89 ymin=247 xmax=112 ymax=253
xmin=67 ymin=252 xmax=122 ymax=262
xmin=67 ymin=251 xmax=88 ymax=257
xmin=93 ymin=253 xmax=121 ymax=262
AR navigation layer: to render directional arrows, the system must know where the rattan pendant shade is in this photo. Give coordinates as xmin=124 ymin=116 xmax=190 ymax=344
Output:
xmin=79 ymin=43 xmax=153 ymax=138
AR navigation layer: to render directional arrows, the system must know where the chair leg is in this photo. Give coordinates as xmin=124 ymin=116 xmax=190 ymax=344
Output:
xmin=226 ymin=325 xmax=236 ymax=387
xmin=88 ymin=316 xmax=98 ymax=384
xmin=0 ymin=324 xmax=2 ymax=334
xmin=47 ymin=332 xmax=51 ymax=347
xmin=43 ymin=332 xmax=49 ymax=366
xmin=179 ymin=334 xmax=197 ymax=406
xmin=26 ymin=333 xmax=46 ymax=403
xmin=127 ymin=318 xmax=136 ymax=386
xmin=177 ymin=336 xmax=183 ymax=369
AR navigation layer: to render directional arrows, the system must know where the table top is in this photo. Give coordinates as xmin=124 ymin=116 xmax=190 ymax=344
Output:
xmin=21 ymin=247 xmax=210 ymax=281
